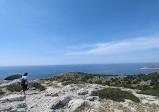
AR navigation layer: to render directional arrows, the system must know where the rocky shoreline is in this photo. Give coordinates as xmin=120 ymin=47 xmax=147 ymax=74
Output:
xmin=0 ymin=72 xmax=159 ymax=112
xmin=140 ymin=66 xmax=159 ymax=69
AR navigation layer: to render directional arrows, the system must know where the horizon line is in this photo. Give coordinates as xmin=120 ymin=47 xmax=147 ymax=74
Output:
xmin=0 ymin=62 xmax=159 ymax=67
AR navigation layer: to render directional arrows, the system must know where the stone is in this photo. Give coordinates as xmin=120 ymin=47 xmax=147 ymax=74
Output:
xmin=16 ymin=103 xmax=27 ymax=108
xmin=0 ymin=79 xmax=20 ymax=87
xmin=62 ymin=84 xmax=79 ymax=93
xmin=68 ymin=99 xmax=86 ymax=111
xmin=60 ymin=96 xmax=71 ymax=105
xmin=49 ymin=96 xmax=71 ymax=110
xmin=86 ymin=84 xmax=103 ymax=90
xmin=0 ymin=95 xmax=26 ymax=103
xmin=45 ymin=92 xmax=58 ymax=97
xmin=78 ymin=89 xmax=88 ymax=95
xmin=0 ymin=107 xmax=12 ymax=112
xmin=86 ymin=96 xmax=100 ymax=101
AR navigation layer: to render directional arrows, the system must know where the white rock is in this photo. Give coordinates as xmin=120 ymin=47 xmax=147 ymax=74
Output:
xmin=60 ymin=96 xmax=71 ymax=105
xmin=68 ymin=99 xmax=86 ymax=111
xmin=78 ymin=89 xmax=88 ymax=95
xmin=16 ymin=103 xmax=27 ymax=108
xmin=0 ymin=79 xmax=20 ymax=87
xmin=86 ymin=84 xmax=103 ymax=90
xmin=45 ymin=92 xmax=58 ymax=97
xmin=0 ymin=95 xmax=26 ymax=103
xmin=86 ymin=96 xmax=100 ymax=101
xmin=114 ymin=109 xmax=123 ymax=112
xmin=62 ymin=84 xmax=79 ymax=93
xmin=0 ymin=107 xmax=12 ymax=112
xmin=49 ymin=96 xmax=71 ymax=110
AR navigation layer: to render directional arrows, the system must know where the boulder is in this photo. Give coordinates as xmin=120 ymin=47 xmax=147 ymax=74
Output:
xmin=0 ymin=107 xmax=12 ymax=112
xmin=0 ymin=95 xmax=26 ymax=103
xmin=86 ymin=84 xmax=103 ymax=90
xmin=0 ymin=79 xmax=20 ymax=87
xmin=62 ymin=84 xmax=79 ymax=93
xmin=16 ymin=103 xmax=27 ymax=108
xmin=49 ymin=96 xmax=71 ymax=110
xmin=86 ymin=96 xmax=100 ymax=101
xmin=60 ymin=96 xmax=72 ymax=105
xmin=68 ymin=99 xmax=86 ymax=111
xmin=78 ymin=89 xmax=88 ymax=95
xmin=45 ymin=92 xmax=58 ymax=97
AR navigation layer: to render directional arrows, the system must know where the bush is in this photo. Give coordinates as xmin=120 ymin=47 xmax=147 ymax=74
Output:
xmin=29 ymin=82 xmax=46 ymax=91
xmin=137 ymin=89 xmax=159 ymax=97
xmin=5 ymin=74 xmax=22 ymax=80
xmin=91 ymin=88 xmax=140 ymax=103
xmin=6 ymin=83 xmax=22 ymax=92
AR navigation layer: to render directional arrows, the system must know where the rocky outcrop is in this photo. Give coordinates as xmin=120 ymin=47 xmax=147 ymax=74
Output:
xmin=78 ymin=89 xmax=89 ymax=95
xmin=0 ymin=81 xmax=159 ymax=112
xmin=61 ymin=84 xmax=79 ymax=93
xmin=68 ymin=99 xmax=86 ymax=111
xmin=86 ymin=96 xmax=100 ymax=101
xmin=0 ymin=79 xmax=20 ymax=87
xmin=0 ymin=95 xmax=26 ymax=103
xmin=49 ymin=96 xmax=71 ymax=110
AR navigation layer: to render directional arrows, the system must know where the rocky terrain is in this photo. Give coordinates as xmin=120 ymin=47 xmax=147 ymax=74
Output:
xmin=0 ymin=72 xmax=159 ymax=112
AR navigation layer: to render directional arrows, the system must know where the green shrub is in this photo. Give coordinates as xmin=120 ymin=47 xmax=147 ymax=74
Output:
xmin=5 ymin=74 xmax=22 ymax=80
xmin=137 ymin=89 xmax=159 ymax=97
xmin=136 ymin=85 xmax=150 ymax=90
xmin=6 ymin=83 xmax=22 ymax=92
xmin=91 ymin=88 xmax=140 ymax=103
xmin=29 ymin=82 xmax=46 ymax=91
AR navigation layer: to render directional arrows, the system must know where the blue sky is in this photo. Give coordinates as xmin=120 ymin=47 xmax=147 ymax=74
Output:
xmin=0 ymin=0 xmax=159 ymax=66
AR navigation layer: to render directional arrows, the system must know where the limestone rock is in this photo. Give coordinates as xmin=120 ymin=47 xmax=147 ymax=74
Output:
xmin=62 ymin=84 xmax=79 ymax=93
xmin=0 ymin=95 xmax=26 ymax=103
xmin=68 ymin=99 xmax=86 ymax=111
xmin=49 ymin=96 xmax=71 ymax=110
xmin=78 ymin=89 xmax=88 ymax=95
xmin=0 ymin=107 xmax=12 ymax=112
xmin=0 ymin=79 xmax=20 ymax=87
xmin=60 ymin=96 xmax=72 ymax=105
xmin=45 ymin=92 xmax=59 ymax=97
xmin=86 ymin=84 xmax=103 ymax=90
xmin=86 ymin=96 xmax=100 ymax=101
xmin=16 ymin=103 xmax=27 ymax=108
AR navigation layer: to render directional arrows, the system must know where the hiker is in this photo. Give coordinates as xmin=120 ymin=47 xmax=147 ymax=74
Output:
xmin=20 ymin=72 xmax=28 ymax=94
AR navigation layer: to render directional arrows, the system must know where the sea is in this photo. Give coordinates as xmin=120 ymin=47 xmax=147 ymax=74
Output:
xmin=0 ymin=63 xmax=159 ymax=80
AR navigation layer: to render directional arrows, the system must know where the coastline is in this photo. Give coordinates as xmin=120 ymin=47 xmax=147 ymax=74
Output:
xmin=140 ymin=68 xmax=159 ymax=69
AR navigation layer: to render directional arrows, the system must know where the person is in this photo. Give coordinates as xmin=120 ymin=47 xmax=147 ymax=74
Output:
xmin=20 ymin=72 xmax=28 ymax=94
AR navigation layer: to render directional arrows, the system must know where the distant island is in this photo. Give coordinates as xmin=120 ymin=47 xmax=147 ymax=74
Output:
xmin=140 ymin=66 xmax=159 ymax=69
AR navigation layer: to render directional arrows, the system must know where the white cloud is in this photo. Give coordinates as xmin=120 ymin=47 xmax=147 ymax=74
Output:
xmin=66 ymin=36 xmax=159 ymax=55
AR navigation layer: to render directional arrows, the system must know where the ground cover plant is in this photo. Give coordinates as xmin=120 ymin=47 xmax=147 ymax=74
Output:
xmin=6 ymin=82 xmax=46 ymax=92
xmin=91 ymin=88 xmax=140 ymax=103
xmin=42 ymin=72 xmax=159 ymax=97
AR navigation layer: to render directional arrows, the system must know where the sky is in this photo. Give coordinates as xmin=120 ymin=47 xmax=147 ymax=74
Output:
xmin=0 ymin=0 xmax=159 ymax=66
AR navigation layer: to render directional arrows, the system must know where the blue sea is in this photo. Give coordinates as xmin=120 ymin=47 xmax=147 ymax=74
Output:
xmin=0 ymin=63 xmax=159 ymax=80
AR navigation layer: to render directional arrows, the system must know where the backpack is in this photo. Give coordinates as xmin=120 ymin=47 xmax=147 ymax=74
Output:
xmin=21 ymin=78 xmax=26 ymax=85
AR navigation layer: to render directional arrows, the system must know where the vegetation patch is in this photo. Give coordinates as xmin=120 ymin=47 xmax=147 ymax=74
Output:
xmin=29 ymin=82 xmax=46 ymax=91
xmin=137 ymin=89 xmax=159 ymax=97
xmin=6 ymin=83 xmax=22 ymax=92
xmin=5 ymin=74 xmax=22 ymax=80
xmin=91 ymin=88 xmax=140 ymax=103
xmin=6 ymin=82 xmax=46 ymax=92
xmin=43 ymin=72 xmax=159 ymax=97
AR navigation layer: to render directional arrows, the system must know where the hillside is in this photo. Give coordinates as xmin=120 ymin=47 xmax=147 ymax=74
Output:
xmin=0 ymin=72 xmax=159 ymax=112
xmin=43 ymin=72 xmax=159 ymax=96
